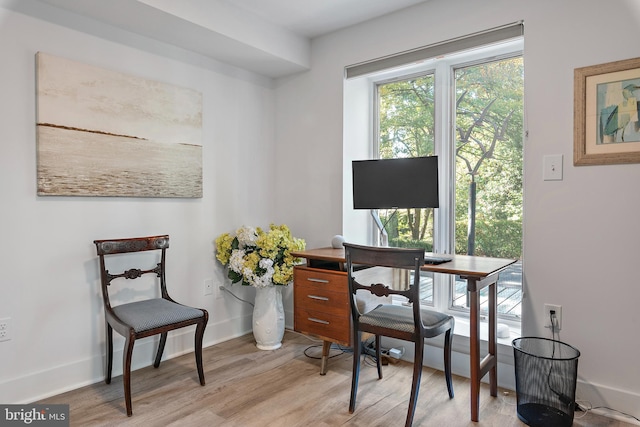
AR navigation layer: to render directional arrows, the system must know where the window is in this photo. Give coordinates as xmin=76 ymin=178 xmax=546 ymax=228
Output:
xmin=356 ymin=37 xmax=524 ymax=324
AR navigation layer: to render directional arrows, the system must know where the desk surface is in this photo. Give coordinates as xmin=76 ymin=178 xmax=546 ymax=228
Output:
xmin=291 ymin=247 xmax=516 ymax=278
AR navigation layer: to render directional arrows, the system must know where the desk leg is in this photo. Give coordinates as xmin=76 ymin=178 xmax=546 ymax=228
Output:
xmin=469 ymin=286 xmax=481 ymax=422
xmin=488 ymin=281 xmax=498 ymax=397
xmin=469 ymin=279 xmax=499 ymax=422
xmin=320 ymin=340 xmax=332 ymax=375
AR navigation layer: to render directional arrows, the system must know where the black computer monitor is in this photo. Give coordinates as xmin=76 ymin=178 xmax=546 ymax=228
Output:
xmin=352 ymin=156 xmax=439 ymax=209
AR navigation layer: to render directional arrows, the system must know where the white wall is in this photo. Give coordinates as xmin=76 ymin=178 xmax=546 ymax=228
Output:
xmin=0 ymin=5 xmax=284 ymax=403
xmin=274 ymin=0 xmax=640 ymax=420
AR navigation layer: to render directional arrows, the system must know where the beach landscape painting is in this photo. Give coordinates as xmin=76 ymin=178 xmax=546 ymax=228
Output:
xmin=36 ymin=52 xmax=203 ymax=197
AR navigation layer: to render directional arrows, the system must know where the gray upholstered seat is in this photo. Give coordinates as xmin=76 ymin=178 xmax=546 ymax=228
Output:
xmin=359 ymin=304 xmax=452 ymax=334
xmin=113 ymin=299 xmax=205 ymax=333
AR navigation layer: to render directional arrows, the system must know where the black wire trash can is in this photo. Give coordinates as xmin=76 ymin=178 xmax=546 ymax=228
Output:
xmin=512 ymin=337 xmax=580 ymax=427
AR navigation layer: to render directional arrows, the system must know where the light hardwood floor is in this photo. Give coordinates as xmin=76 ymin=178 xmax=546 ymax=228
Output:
xmin=38 ymin=331 xmax=633 ymax=426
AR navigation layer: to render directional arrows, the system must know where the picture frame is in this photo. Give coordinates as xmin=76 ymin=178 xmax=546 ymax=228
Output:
xmin=574 ymin=56 xmax=640 ymax=165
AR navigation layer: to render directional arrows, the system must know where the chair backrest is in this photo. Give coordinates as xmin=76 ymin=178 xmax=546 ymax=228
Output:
xmin=344 ymin=243 xmax=425 ymax=315
xmin=93 ymin=235 xmax=171 ymax=308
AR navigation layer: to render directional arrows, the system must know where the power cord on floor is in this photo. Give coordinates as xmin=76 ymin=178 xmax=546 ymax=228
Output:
xmin=283 ymin=328 xmax=352 ymax=361
xmin=573 ymin=400 xmax=640 ymax=424
xmin=500 ymin=390 xmax=517 ymax=406
xmin=302 ymin=343 xmax=350 ymax=360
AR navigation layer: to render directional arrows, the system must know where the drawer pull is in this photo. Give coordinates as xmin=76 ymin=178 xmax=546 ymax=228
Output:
xmin=307 ymin=277 xmax=330 ymax=283
xmin=308 ymin=317 xmax=330 ymax=325
xmin=307 ymin=295 xmax=329 ymax=301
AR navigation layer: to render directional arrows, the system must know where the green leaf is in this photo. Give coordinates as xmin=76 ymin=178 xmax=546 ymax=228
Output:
xmin=228 ymin=270 xmax=242 ymax=283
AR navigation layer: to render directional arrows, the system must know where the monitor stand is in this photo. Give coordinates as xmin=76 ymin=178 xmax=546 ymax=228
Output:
xmin=371 ymin=209 xmax=388 ymax=247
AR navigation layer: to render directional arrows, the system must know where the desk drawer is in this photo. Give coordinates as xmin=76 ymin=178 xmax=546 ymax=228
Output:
xmin=294 ymin=286 xmax=348 ymax=316
xmin=294 ymin=267 xmax=346 ymax=291
xmin=295 ymin=307 xmax=351 ymax=345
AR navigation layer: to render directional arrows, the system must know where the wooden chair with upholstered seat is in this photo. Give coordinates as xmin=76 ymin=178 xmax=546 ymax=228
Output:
xmin=93 ymin=235 xmax=208 ymax=416
xmin=344 ymin=242 xmax=454 ymax=427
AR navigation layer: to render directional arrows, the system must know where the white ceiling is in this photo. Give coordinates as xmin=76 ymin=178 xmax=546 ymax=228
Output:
xmin=6 ymin=0 xmax=431 ymax=78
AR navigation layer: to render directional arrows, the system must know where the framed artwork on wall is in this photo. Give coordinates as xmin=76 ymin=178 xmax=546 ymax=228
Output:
xmin=36 ymin=52 xmax=203 ymax=197
xmin=574 ymin=56 xmax=640 ymax=166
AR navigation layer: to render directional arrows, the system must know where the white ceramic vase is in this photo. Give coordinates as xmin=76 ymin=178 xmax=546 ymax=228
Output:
xmin=252 ymin=285 xmax=285 ymax=350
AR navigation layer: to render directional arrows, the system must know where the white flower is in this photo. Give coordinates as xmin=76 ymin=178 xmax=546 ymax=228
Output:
xmin=243 ymin=267 xmax=255 ymax=284
xmin=259 ymin=258 xmax=274 ymax=270
xmin=253 ymin=271 xmax=273 ymax=288
xmin=236 ymin=226 xmax=258 ymax=248
xmin=229 ymin=249 xmax=246 ymax=273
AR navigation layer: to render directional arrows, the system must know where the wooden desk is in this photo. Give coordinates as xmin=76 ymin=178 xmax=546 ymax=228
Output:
xmin=291 ymin=247 xmax=516 ymax=422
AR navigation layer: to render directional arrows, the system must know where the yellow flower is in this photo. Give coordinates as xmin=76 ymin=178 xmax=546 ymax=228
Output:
xmin=244 ymin=251 xmax=261 ymax=271
xmin=214 ymin=233 xmax=234 ymax=265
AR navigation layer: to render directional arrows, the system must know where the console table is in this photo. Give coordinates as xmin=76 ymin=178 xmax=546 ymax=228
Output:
xmin=291 ymin=247 xmax=516 ymax=422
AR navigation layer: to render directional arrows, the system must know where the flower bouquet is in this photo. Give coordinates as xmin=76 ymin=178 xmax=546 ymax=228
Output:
xmin=215 ymin=224 xmax=305 ymax=350
xmin=215 ymin=224 xmax=306 ymax=288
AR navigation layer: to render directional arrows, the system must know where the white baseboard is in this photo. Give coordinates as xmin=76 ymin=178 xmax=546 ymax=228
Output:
xmin=0 ymin=314 xmax=253 ymax=405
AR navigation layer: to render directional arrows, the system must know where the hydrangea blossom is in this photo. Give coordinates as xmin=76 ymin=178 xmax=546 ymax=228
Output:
xmin=228 ymin=249 xmax=246 ymax=275
xmin=236 ymin=226 xmax=258 ymax=248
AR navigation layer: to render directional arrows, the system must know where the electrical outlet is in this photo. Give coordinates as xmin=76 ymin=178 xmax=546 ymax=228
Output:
xmin=216 ymin=285 xmax=225 ymax=300
xmin=204 ymin=279 xmax=213 ymax=296
xmin=0 ymin=317 xmax=12 ymax=342
xmin=544 ymin=304 xmax=562 ymax=331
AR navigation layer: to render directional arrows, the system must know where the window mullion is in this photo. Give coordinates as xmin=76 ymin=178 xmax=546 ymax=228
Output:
xmin=432 ymin=60 xmax=455 ymax=313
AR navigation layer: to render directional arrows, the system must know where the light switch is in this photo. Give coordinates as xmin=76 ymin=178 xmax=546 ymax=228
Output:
xmin=543 ymin=154 xmax=563 ymax=181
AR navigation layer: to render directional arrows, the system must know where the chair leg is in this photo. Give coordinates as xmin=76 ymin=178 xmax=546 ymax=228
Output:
xmin=405 ymin=340 xmax=424 ymax=427
xmin=349 ymin=330 xmax=362 ymax=413
xmin=194 ymin=320 xmax=206 ymax=386
xmin=444 ymin=328 xmax=454 ymax=398
xmin=123 ymin=333 xmax=135 ymax=417
xmin=105 ymin=323 xmax=113 ymax=384
xmin=375 ymin=335 xmax=383 ymax=379
xmin=154 ymin=332 xmax=167 ymax=368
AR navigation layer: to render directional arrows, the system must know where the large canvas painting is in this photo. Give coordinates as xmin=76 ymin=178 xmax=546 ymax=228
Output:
xmin=36 ymin=52 xmax=203 ymax=197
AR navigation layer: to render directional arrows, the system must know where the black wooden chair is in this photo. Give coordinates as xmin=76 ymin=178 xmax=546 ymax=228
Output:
xmin=344 ymin=243 xmax=454 ymax=427
xmin=93 ymin=235 xmax=208 ymax=416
